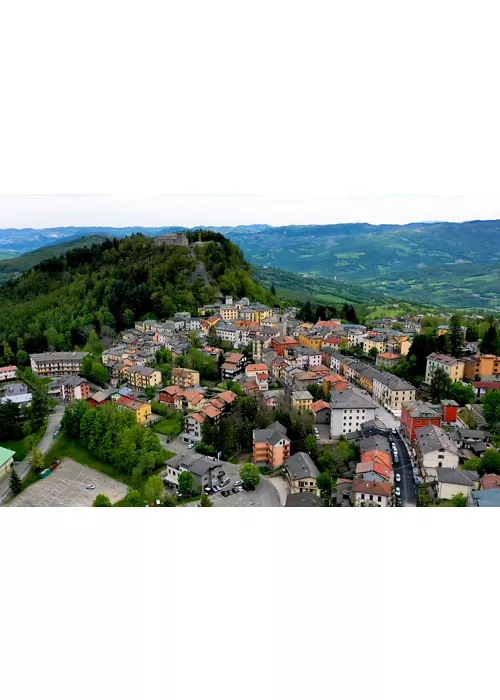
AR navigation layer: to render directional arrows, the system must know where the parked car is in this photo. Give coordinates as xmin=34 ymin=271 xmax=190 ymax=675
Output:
xmin=395 ymin=473 xmax=401 ymax=482
xmin=187 ymin=442 xmax=195 ymax=450
xmin=219 ymin=477 xmax=230 ymax=488
xmin=212 ymin=484 xmax=219 ymax=493
xmin=313 ymin=428 xmax=319 ymax=435
xmin=218 ymin=471 xmax=226 ymax=478
xmin=393 ymin=454 xmax=399 ymax=463
xmin=86 ymin=484 xmax=96 ymax=490
xmin=395 ymin=486 xmax=401 ymax=496
xmin=234 ymin=480 xmax=243 ymax=487
xmin=221 ymin=490 xmax=230 ymax=498
xmin=236 ymin=485 xmax=244 ymax=492
xmin=391 ymin=428 xmax=397 ymax=435
xmin=396 ymin=498 xmax=403 ymax=507
xmin=231 ymin=487 xmax=239 ymax=494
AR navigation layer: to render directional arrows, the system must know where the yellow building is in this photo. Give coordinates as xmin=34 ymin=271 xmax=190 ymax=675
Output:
xmin=291 ymin=390 xmax=313 ymax=412
xmin=463 ymin=354 xmax=500 ymax=382
xmin=127 ymin=365 xmax=162 ymax=389
xmin=115 ymin=396 xmax=152 ymax=423
xmin=220 ymin=306 xmax=239 ymax=322
xmin=298 ymin=332 xmax=323 ymax=352
xmin=363 ymin=335 xmax=387 ymax=355
xmin=425 ymin=353 xmax=464 ymax=384
xmin=172 ymin=367 xmax=200 ymax=388
xmin=252 ymin=306 xmax=273 ymax=324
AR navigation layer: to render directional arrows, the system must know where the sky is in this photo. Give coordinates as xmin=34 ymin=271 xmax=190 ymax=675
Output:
xmin=2 ymin=194 xmax=500 ymax=229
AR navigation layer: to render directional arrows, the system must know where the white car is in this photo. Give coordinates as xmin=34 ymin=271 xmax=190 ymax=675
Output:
xmin=313 ymin=428 xmax=319 ymax=435
xmin=86 ymin=484 xmax=96 ymax=490
xmin=395 ymin=474 xmax=401 ymax=482
xmin=187 ymin=443 xmax=195 ymax=450
xmin=395 ymin=486 xmax=401 ymax=496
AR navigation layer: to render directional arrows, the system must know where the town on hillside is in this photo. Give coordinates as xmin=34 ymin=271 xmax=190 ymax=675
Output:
xmin=1 ymin=294 xmax=500 ymax=508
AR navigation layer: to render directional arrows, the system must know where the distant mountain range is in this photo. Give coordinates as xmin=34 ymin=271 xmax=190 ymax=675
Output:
xmin=0 ymin=220 xmax=498 ymax=309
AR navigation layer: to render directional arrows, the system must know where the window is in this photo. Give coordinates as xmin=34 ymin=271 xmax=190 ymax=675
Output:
xmin=310 ymin=482 xmax=313 ymax=486
xmin=438 ymin=462 xmax=443 ymax=467
xmin=377 ymin=496 xmax=381 ymax=502
xmin=361 ymin=493 xmax=365 ymax=500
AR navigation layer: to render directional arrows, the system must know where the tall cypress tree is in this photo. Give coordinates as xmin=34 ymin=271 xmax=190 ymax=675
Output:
xmin=448 ymin=315 xmax=464 ymax=358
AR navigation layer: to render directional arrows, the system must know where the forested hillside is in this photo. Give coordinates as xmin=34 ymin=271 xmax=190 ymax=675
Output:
xmin=0 ymin=231 xmax=277 ymax=357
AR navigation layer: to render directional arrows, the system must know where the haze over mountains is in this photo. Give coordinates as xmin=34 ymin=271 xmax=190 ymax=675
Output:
xmin=0 ymin=220 xmax=498 ymax=309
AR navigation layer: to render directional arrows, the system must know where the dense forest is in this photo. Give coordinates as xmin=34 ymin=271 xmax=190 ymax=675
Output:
xmin=0 ymin=231 xmax=278 ymax=359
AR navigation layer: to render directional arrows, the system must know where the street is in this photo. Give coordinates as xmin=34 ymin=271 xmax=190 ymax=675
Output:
xmin=0 ymin=406 xmax=65 ymax=504
xmin=392 ymin=432 xmax=416 ymax=507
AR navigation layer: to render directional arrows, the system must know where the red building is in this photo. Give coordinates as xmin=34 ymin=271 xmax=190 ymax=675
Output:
xmin=401 ymin=400 xmax=441 ymax=442
xmin=270 ymin=335 xmax=298 ymax=357
xmin=440 ymin=399 xmax=459 ymax=423
xmin=159 ymin=385 xmax=181 ymax=404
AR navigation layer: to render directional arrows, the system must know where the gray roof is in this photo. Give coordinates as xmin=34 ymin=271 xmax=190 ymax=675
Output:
xmin=359 ymin=435 xmax=392 ymax=456
xmin=330 ymin=388 xmax=378 ymax=410
xmin=285 ymin=452 xmax=319 ymax=480
xmin=285 ymin=492 xmax=323 ymax=507
xmin=414 ymin=425 xmax=461 ymax=456
xmin=402 ymin=400 xmax=440 ymax=418
xmin=253 ymin=421 xmax=289 ymax=446
xmin=436 ymin=468 xmax=478 ymax=486
xmin=294 ymin=347 xmax=322 ymax=356
xmin=292 ymin=391 xmax=314 ymax=401
xmin=61 ymin=375 xmax=88 ymax=388
xmin=30 ymin=351 xmax=89 ymax=361
xmin=128 ymin=364 xmax=157 ymax=376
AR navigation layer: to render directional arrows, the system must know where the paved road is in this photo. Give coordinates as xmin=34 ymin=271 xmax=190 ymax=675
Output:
xmin=0 ymin=406 xmax=65 ymax=503
xmin=393 ymin=432 xmax=416 ymax=507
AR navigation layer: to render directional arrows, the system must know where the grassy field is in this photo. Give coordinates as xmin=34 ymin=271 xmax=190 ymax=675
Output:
xmin=1 ymin=436 xmax=33 ymax=461
xmin=153 ymin=415 xmax=182 ymax=437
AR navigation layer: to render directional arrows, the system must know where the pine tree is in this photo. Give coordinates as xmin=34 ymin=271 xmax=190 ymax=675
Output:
xmin=448 ymin=315 xmax=464 ymax=358
xmin=9 ymin=468 xmax=22 ymax=495
xmin=270 ymin=283 xmax=276 ymax=296
xmin=480 ymin=324 xmax=498 ymax=354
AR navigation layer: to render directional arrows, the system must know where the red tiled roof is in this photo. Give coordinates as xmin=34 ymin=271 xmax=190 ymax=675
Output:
xmin=0 ymin=365 xmax=17 ymax=372
xmin=311 ymin=400 xmax=330 ymax=412
xmin=246 ymin=363 xmax=268 ymax=372
xmin=243 ymin=380 xmax=259 ymax=391
xmin=316 ymin=320 xmax=341 ymax=327
xmin=362 ymin=450 xmax=392 ymax=472
xmin=352 ymin=479 xmax=392 ymax=497
xmin=189 ymin=412 xmax=206 ymax=424
xmin=217 ymin=390 xmax=237 ymax=404
xmin=356 ymin=459 xmax=391 ymax=481
xmin=379 ymin=352 xmax=400 ymax=360
xmin=323 ymin=337 xmax=341 ymax=344
xmin=201 ymin=404 xmax=221 ymax=419
xmin=473 ymin=382 xmax=500 ymax=390
xmin=256 ymin=373 xmax=268 ymax=380
xmin=480 ymin=474 xmax=500 ymax=490
xmin=161 ymin=385 xmax=181 ymax=396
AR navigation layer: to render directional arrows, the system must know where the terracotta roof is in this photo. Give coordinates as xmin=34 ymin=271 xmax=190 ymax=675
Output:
xmin=316 ymin=320 xmax=341 ymax=327
xmin=362 ymin=450 xmax=392 ymax=472
xmin=116 ymin=396 xmax=148 ymax=412
xmin=226 ymin=352 xmax=244 ymax=363
xmin=323 ymin=337 xmax=341 ymax=344
xmin=161 ymin=385 xmax=181 ymax=396
xmin=201 ymin=404 xmax=221 ymax=420
xmin=246 ymin=363 xmax=268 ymax=372
xmin=243 ymin=380 xmax=259 ymax=391
xmin=311 ymin=400 xmax=330 ymax=413
xmin=257 ymin=373 xmax=268 ymax=380
xmin=217 ymin=390 xmax=237 ymax=404
xmin=0 ymin=365 xmax=17 ymax=372
xmin=189 ymin=412 xmax=206 ymax=424
xmin=356 ymin=458 xmax=391 ymax=480
xmin=427 ymin=353 xmax=463 ymax=367
xmin=473 ymin=382 xmax=500 ymax=390
xmin=480 ymin=474 xmax=500 ymax=490
xmin=352 ymin=479 xmax=392 ymax=497
xmin=179 ymin=390 xmax=204 ymax=404
xmin=379 ymin=352 xmax=400 ymax=360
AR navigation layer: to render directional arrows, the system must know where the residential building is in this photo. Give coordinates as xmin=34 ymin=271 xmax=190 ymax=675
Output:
xmin=435 ymin=468 xmax=479 ymax=500
xmin=363 ymin=334 xmax=387 ymax=355
xmin=330 ymin=388 xmax=378 ymax=438
xmin=245 ymin=363 xmax=269 ymax=380
xmin=215 ymin=322 xmax=249 ymax=348
xmin=127 ymin=365 xmax=162 ymax=389
xmin=183 ymin=412 xmax=206 ymax=442
xmin=352 ymin=479 xmax=392 ymax=506
xmin=401 ymin=400 xmax=442 ymax=442
xmin=298 ymin=331 xmax=323 ymax=352
xmin=220 ymin=352 xmax=246 ymax=380
xmin=0 ymin=446 xmax=16 ymax=478
xmin=285 ymin=492 xmax=323 ymax=507
xmin=174 ymin=390 xmax=206 ymax=412
xmin=271 ymin=335 xmax=298 ymax=358
xmin=371 ymin=372 xmax=416 ymax=414
xmin=463 ymin=354 xmax=500 ymax=382
xmin=294 ymin=347 xmax=323 ymax=369
xmin=60 ymin=376 xmax=91 ymax=402
xmin=0 ymin=382 xmax=33 ymax=406
xmin=262 ymin=389 xmax=286 ymax=411
xmin=311 ymin=400 xmax=331 ymax=424
xmin=425 ymin=353 xmax=465 ymax=384
xmin=250 ymin=326 xmax=278 ymax=360
xmin=164 ymin=453 xmax=224 ymax=493
xmin=472 ymin=381 xmax=500 ymax=398
xmin=114 ymin=396 xmax=152 ymax=423
xmin=284 ymin=452 xmax=320 ymax=496
xmin=0 ymin=365 xmax=18 ymax=381
xmin=172 ymin=367 xmax=200 ymax=389
xmin=87 ymin=388 xmax=114 ymax=407
xmin=359 ymin=435 xmax=393 ymax=459
xmin=479 ymin=474 xmax=500 ymax=490
xmin=30 ymin=351 xmax=89 ymax=376
xmin=219 ymin=305 xmax=239 ymax=322
xmin=322 ymin=373 xmax=348 ymax=392
xmin=376 ymin=352 xmax=401 ymax=368
xmin=253 ymin=421 xmax=291 ymax=467
xmin=414 ymin=424 xmax=461 ymax=480
xmin=291 ymin=390 xmax=314 ymax=412
xmin=159 ymin=385 xmax=182 ymax=404
xmin=437 ymin=324 xmax=467 ymax=338
xmin=355 ymin=459 xmax=392 ymax=482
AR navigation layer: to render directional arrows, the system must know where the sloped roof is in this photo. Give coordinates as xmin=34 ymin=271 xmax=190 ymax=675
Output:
xmin=352 ymin=479 xmax=392 ymax=497
xmin=285 ymin=452 xmax=319 ymax=480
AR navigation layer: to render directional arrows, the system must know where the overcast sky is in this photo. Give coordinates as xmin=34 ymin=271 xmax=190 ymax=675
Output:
xmin=1 ymin=194 xmax=500 ymax=229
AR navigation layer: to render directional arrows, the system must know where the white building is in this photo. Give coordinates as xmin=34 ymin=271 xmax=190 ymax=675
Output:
xmin=0 ymin=365 xmax=18 ymax=381
xmin=414 ymin=425 xmax=461 ymax=481
xmin=372 ymin=372 xmax=416 ymax=414
xmin=330 ymin=388 xmax=378 ymax=438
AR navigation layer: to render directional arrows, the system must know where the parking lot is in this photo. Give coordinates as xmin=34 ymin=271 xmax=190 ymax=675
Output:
xmin=8 ymin=458 xmax=128 ymax=507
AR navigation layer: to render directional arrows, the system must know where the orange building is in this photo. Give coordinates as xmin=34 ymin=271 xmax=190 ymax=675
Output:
xmin=253 ymin=421 xmax=291 ymax=468
xmin=463 ymin=354 xmax=500 ymax=382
